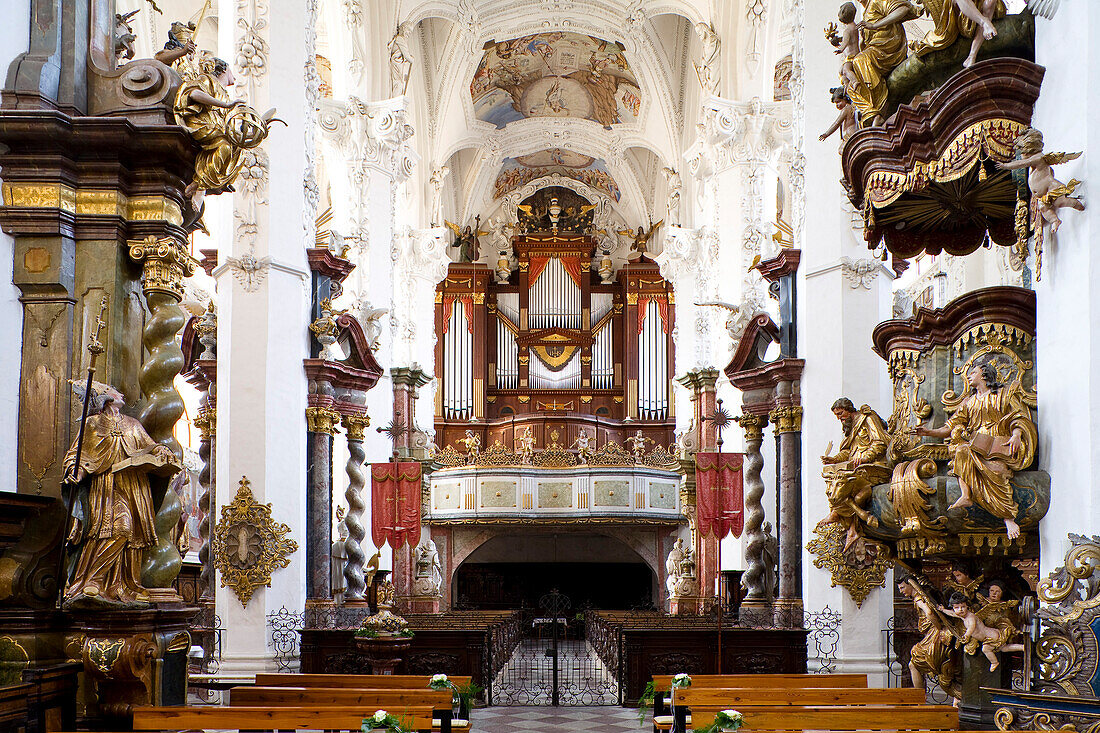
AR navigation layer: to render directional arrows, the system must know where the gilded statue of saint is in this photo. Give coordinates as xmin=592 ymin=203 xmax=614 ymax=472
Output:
xmin=819 ymin=398 xmax=893 ymax=548
xmin=916 ymin=362 xmax=1037 ymax=539
xmin=63 ymin=382 xmax=177 ymax=607
xmin=846 ymin=0 xmax=916 ymax=126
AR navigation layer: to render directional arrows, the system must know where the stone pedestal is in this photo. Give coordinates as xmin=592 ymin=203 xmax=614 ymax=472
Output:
xmin=353 ymin=636 xmax=412 ymax=676
xmin=407 ymin=596 xmax=442 ymax=614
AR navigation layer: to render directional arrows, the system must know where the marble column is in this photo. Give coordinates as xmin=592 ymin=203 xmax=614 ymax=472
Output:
xmin=305 ymin=404 xmax=340 ymax=600
xmin=341 ymin=413 xmax=370 ymax=600
xmin=737 ymin=413 xmax=770 ymax=608
xmin=770 ymin=402 xmax=803 ymax=626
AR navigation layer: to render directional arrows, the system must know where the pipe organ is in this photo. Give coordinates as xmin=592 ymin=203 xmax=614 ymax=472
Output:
xmin=435 ymin=229 xmax=675 ymax=451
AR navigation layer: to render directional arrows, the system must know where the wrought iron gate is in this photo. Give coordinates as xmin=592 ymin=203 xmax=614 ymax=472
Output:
xmin=492 ymin=590 xmax=619 ymax=706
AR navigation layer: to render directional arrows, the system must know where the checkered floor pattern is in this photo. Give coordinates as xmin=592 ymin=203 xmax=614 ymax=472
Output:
xmin=474 ymin=705 xmax=646 ymax=732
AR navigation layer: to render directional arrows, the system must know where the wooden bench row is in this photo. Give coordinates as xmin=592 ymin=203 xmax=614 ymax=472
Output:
xmin=133 ymin=705 xmax=438 ymax=732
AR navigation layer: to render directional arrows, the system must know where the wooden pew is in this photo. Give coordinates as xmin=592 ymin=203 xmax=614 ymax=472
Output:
xmin=230 ymin=687 xmax=465 ymax=730
xmin=674 ymin=686 xmax=927 ymax=707
xmin=133 ymin=705 xmax=438 ymax=733
xmin=249 ymin=675 xmax=475 ymax=720
xmin=683 ymin=704 xmax=959 ymax=732
xmin=255 ymin=673 xmax=474 ymax=689
xmin=650 ymin=673 xmax=868 ymax=721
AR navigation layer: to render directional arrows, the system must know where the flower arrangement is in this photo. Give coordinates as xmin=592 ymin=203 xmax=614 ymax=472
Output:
xmin=428 ymin=672 xmax=482 ymax=715
xmin=700 ymin=709 xmax=744 ymax=733
xmin=361 ymin=709 xmax=409 ymax=732
xmin=671 ymin=673 xmax=692 ymax=688
xmin=354 ymin=627 xmax=415 ymax=639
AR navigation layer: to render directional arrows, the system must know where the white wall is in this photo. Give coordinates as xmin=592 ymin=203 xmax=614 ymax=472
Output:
xmin=0 ymin=2 xmax=31 ymax=492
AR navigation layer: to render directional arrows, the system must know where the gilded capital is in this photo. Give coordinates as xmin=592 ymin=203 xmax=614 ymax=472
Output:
xmin=128 ymin=236 xmax=197 ymax=300
xmin=342 ymin=413 xmax=371 ymax=441
xmin=194 ymin=407 xmax=217 ymax=441
xmin=306 ymin=406 xmax=341 ymax=435
xmin=769 ymin=405 xmax=803 ymax=434
xmin=736 ymin=413 xmax=769 ymax=442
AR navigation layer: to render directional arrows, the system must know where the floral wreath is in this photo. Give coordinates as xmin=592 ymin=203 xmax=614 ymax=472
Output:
xmin=361 ymin=709 xmax=409 ymax=733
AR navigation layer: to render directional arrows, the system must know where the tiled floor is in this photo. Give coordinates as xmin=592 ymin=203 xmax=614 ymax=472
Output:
xmin=475 ymin=704 xmax=647 ymax=732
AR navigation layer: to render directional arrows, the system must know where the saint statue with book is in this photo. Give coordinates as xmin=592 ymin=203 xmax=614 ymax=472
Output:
xmin=62 ymin=381 xmax=180 ymax=607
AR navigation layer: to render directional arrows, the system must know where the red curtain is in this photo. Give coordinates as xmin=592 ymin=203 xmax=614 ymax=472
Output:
xmin=528 ymin=256 xmax=552 ymax=286
xmin=557 ymin=256 xmax=583 ymax=288
xmin=695 ymin=452 xmax=744 ymax=539
xmin=636 ymin=295 xmax=672 ymax=335
xmin=528 ymin=256 xmax=583 ymax=289
xmin=370 ymin=462 xmax=423 ymax=549
xmin=440 ymin=295 xmax=474 ymax=334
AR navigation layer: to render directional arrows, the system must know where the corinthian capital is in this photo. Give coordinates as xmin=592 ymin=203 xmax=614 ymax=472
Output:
xmin=685 ymin=97 xmax=793 ymax=178
xmin=318 ymin=97 xmax=418 ymax=180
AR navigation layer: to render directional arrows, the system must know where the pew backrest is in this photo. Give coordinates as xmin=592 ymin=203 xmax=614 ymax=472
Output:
xmin=686 ymin=704 xmax=959 ymax=731
xmin=132 ymin=705 xmax=437 ymax=732
xmin=230 ymin=686 xmax=453 ymax=709
xmin=254 ymin=673 xmax=474 ymax=689
xmin=674 ymin=686 xmax=927 ymax=707
xmin=652 ymin=673 xmax=868 ymax=692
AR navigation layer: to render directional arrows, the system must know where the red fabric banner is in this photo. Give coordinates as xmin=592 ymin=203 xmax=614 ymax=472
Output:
xmin=695 ymin=452 xmax=744 ymax=539
xmin=636 ymin=295 xmax=672 ymax=335
xmin=440 ymin=295 xmax=474 ymax=334
xmin=557 ymin=256 xmax=583 ymax=288
xmin=370 ymin=462 xmax=423 ymax=549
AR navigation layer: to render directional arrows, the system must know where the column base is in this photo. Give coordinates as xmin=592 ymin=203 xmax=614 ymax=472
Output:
xmin=670 ymin=596 xmax=707 ymax=615
xmin=406 ymin=596 xmax=443 ymax=614
xmin=737 ymin=599 xmax=774 ymax=626
xmin=772 ymin=598 xmax=804 ymax=628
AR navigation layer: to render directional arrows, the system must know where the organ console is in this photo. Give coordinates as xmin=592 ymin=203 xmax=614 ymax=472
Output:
xmin=434 ymin=189 xmax=676 ymax=454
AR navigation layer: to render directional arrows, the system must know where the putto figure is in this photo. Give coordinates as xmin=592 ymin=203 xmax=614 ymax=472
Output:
xmin=999 ymin=127 xmax=1085 ymax=235
xmin=157 ymin=22 xmax=280 ymax=230
xmin=916 ymin=361 xmax=1037 ymax=539
xmin=825 ymin=2 xmax=862 ymax=89
xmin=63 ymin=382 xmax=178 ymax=607
xmin=819 ymin=398 xmax=893 ymax=549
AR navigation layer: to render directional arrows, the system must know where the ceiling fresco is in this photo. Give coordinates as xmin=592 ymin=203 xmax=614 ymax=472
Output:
xmin=470 ymin=32 xmax=642 ymax=129
xmin=492 ymin=148 xmax=622 ymax=201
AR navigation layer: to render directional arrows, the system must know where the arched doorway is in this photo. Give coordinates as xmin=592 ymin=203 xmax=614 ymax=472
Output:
xmin=453 ymin=532 xmax=658 ymax=611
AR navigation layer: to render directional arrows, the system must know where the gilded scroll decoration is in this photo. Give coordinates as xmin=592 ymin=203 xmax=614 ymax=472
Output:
xmin=806 ymin=522 xmax=892 ymax=607
xmin=212 ymin=477 xmax=298 ymax=607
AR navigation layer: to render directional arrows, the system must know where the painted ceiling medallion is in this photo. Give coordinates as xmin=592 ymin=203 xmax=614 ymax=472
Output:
xmin=213 ymin=476 xmax=298 ymax=607
xmin=471 ymin=33 xmax=642 ymax=128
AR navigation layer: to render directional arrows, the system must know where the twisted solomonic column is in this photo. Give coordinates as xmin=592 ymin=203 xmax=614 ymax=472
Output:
xmin=129 ymin=236 xmax=196 ymax=595
xmin=194 ymin=402 xmax=216 ymax=600
xmin=737 ymin=413 xmax=770 ymax=600
xmin=342 ymin=413 xmax=370 ymax=599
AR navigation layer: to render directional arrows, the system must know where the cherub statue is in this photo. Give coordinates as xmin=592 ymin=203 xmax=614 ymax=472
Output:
xmin=945 ymin=560 xmax=985 ymax=600
xmin=998 ymin=127 xmax=1084 ymax=235
xmin=445 ymin=217 xmax=488 ymax=262
xmin=517 ymin=426 xmax=535 ymax=463
xmin=617 ymin=220 xmax=664 ymax=259
xmin=572 ymin=430 xmax=593 ymax=463
xmin=916 ymin=361 xmax=1037 ymax=539
xmin=158 ymin=22 xmax=281 ymax=231
xmin=940 ymin=592 xmax=1008 ymax=671
xmin=820 ymin=87 xmax=858 ymax=147
xmin=627 ymin=430 xmax=650 ymax=463
xmin=63 ymin=381 xmax=179 ymax=607
xmin=695 ymin=300 xmax=756 ymax=348
xmin=355 ymin=300 xmax=388 ymax=353
xmin=824 ymin=3 xmax=861 ymax=89
xmin=457 ymin=430 xmax=481 ymax=461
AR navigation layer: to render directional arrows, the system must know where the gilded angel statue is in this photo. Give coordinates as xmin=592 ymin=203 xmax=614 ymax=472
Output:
xmin=445 ymin=217 xmax=488 ymax=262
xmin=617 ymin=220 xmax=664 ymax=258
xmin=998 ymin=127 xmax=1085 ymax=235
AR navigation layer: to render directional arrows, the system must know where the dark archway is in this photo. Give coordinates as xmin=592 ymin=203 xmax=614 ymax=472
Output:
xmin=453 ymin=532 xmax=657 ymax=610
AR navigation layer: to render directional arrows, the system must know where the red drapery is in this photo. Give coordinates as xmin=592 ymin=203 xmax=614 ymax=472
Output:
xmin=695 ymin=452 xmax=744 ymax=539
xmin=528 ymin=256 xmax=583 ymax=289
xmin=440 ymin=294 xmax=474 ymax=334
xmin=635 ymin=295 xmax=672 ymax=335
xmin=370 ymin=462 xmax=423 ymax=549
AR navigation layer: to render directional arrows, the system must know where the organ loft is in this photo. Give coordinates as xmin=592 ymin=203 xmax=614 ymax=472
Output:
xmin=0 ymin=1 xmax=1099 ymax=732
